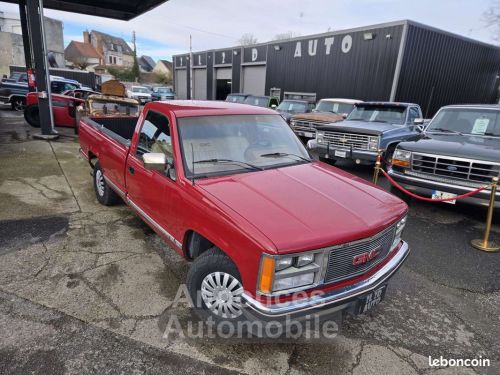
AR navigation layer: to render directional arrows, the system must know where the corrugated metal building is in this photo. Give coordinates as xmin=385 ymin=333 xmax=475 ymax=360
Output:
xmin=173 ymin=20 xmax=500 ymax=117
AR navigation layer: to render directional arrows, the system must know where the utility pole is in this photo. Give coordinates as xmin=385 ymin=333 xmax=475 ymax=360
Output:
xmin=189 ymin=34 xmax=193 ymax=100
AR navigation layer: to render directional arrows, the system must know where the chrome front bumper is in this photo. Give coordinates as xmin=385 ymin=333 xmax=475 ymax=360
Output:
xmin=388 ymin=169 xmax=500 ymax=204
xmin=242 ymin=241 xmax=410 ymax=318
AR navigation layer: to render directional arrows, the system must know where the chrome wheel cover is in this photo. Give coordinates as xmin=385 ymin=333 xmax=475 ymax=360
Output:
xmin=14 ymin=100 xmax=25 ymax=111
xmin=201 ymin=271 xmax=243 ymax=319
xmin=95 ymin=169 xmax=105 ymax=197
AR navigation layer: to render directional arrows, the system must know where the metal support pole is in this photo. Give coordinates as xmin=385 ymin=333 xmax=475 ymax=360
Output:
xmin=19 ymin=0 xmax=36 ymax=92
xmin=372 ymin=149 xmax=382 ymax=185
xmin=471 ymin=177 xmax=500 ymax=252
xmin=26 ymin=0 xmax=57 ymax=138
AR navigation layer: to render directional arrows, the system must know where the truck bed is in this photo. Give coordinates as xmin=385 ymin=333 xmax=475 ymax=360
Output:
xmin=82 ymin=117 xmax=137 ymax=146
xmin=79 ymin=116 xmax=139 ymax=194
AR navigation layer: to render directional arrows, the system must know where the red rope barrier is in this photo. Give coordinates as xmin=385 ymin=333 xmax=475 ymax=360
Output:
xmin=381 ymin=168 xmax=490 ymax=202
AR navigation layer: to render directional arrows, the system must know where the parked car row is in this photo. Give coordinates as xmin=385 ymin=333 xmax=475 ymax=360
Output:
xmin=24 ymin=80 xmax=140 ymax=134
xmin=306 ymin=100 xmax=499 ymax=207
xmin=226 ymin=91 xmax=499 ymax=207
xmin=0 ymin=73 xmax=83 ymax=111
xmin=126 ymin=85 xmax=176 ymax=103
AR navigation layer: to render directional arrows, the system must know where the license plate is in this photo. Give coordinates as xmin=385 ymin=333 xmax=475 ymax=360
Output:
xmin=334 ymin=150 xmax=347 ymax=158
xmin=356 ymin=285 xmax=387 ymax=314
xmin=297 ymin=131 xmax=314 ymax=138
xmin=432 ymin=190 xmax=457 ymax=204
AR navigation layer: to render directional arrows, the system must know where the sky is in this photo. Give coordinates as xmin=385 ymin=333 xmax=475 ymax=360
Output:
xmin=0 ymin=0 xmax=498 ymax=62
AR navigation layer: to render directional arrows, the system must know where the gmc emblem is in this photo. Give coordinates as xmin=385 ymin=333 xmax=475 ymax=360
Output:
xmin=353 ymin=249 xmax=380 ymax=266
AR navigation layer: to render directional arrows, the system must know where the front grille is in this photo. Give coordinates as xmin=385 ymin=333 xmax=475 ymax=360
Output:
xmin=291 ymin=119 xmax=331 ymax=133
xmin=324 ymin=226 xmax=396 ymax=284
xmin=411 ymin=153 xmax=500 ymax=184
xmin=322 ymin=131 xmax=373 ymax=151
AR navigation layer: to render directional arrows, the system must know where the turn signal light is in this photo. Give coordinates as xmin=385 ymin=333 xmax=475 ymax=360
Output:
xmin=392 ymin=159 xmax=410 ymax=168
xmin=258 ymin=256 xmax=275 ymax=294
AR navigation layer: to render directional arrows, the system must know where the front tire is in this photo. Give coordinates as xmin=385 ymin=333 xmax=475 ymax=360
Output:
xmin=24 ymin=105 xmax=40 ymax=128
xmin=93 ymin=161 xmax=119 ymax=206
xmin=187 ymin=247 xmax=245 ymax=325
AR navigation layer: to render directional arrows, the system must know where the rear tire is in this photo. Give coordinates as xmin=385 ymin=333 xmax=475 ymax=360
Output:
xmin=93 ymin=161 xmax=119 ymax=206
xmin=24 ymin=105 xmax=40 ymax=128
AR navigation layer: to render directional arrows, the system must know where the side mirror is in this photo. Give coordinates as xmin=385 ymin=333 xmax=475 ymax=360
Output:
xmin=342 ymin=113 xmax=348 ymax=119
xmin=414 ymin=118 xmax=424 ymax=125
xmin=143 ymin=153 xmax=167 ymax=171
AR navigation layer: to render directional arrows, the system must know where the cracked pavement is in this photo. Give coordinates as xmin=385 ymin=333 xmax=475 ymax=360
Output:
xmin=0 ymin=109 xmax=498 ymax=374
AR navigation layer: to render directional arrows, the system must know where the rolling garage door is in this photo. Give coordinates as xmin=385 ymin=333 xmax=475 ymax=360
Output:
xmin=193 ymin=68 xmax=207 ymax=100
xmin=216 ymin=68 xmax=232 ymax=80
xmin=175 ymin=69 xmax=187 ymax=99
xmin=242 ymin=65 xmax=266 ymax=95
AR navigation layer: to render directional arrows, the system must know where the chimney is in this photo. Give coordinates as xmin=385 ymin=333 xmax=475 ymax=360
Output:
xmin=83 ymin=31 xmax=90 ymax=44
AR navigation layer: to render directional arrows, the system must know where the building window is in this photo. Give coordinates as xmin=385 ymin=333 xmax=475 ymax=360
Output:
xmin=108 ymin=56 xmax=113 ymax=64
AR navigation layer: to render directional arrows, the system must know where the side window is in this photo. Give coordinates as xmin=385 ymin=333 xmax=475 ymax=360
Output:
xmin=408 ymin=107 xmax=420 ymax=124
xmin=136 ymin=111 xmax=173 ymax=160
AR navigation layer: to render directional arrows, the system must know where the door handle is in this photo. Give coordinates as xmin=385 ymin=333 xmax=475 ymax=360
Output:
xmin=128 ymin=166 xmax=135 ymax=175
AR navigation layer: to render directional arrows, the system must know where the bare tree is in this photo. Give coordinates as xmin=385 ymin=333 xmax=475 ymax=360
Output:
xmin=273 ymin=31 xmax=301 ymax=41
xmin=238 ymin=33 xmax=258 ymax=46
xmin=484 ymin=0 xmax=500 ymax=43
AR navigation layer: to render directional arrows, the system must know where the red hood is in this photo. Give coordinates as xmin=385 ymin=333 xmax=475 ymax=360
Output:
xmin=197 ymin=162 xmax=407 ymax=254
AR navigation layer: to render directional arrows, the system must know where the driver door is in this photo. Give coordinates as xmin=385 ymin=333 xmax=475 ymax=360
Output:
xmin=126 ymin=110 xmax=179 ymax=243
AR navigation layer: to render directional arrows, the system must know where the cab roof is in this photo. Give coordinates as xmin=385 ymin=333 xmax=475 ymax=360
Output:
xmin=358 ymin=101 xmax=419 ymax=107
xmin=150 ymin=100 xmax=278 ymax=118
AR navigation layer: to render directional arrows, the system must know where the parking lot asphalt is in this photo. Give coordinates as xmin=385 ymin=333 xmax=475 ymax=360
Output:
xmin=0 ymin=107 xmax=498 ymax=375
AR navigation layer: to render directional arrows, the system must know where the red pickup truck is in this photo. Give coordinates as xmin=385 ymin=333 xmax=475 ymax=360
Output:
xmin=79 ymin=100 xmax=409 ymax=332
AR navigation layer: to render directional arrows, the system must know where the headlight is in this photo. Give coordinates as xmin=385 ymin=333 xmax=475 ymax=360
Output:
xmin=257 ymin=252 xmax=323 ymax=294
xmin=392 ymin=149 xmax=412 ymax=167
xmin=368 ymin=136 xmax=379 ymax=151
xmin=316 ymin=131 xmax=325 ymax=143
xmin=391 ymin=215 xmax=407 ymax=250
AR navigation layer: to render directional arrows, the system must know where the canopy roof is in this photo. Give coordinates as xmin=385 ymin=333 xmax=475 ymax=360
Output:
xmin=8 ymin=0 xmax=169 ymax=20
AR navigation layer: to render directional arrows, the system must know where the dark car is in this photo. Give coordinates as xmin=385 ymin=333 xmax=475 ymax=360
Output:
xmin=151 ymin=86 xmax=175 ymax=101
xmin=314 ymin=102 xmax=423 ymax=164
xmin=276 ymin=99 xmax=315 ymax=124
xmin=243 ymin=95 xmax=280 ymax=108
xmin=225 ymin=93 xmax=249 ymax=103
xmin=389 ymin=104 xmax=500 ymax=206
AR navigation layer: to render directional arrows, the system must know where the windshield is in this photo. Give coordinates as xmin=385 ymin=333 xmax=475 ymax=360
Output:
xmin=226 ymin=95 xmax=246 ymax=103
xmin=157 ymin=88 xmax=173 ymax=94
xmin=277 ymin=101 xmax=307 ymax=112
xmin=347 ymin=105 xmax=407 ymax=124
xmin=427 ymin=108 xmax=500 ymax=136
xmin=178 ymin=114 xmax=311 ymax=179
xmin=244 ymin=96 xmax=269 ymax=107
xmin=316 ymin=101 xmax=354 ymax=114
xmin=132 ymin=87 xmax=149 ymax=93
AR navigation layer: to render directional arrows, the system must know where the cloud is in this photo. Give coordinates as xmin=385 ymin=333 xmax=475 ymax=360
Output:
xmin=1 ymin=0 xmax=495 ymax=61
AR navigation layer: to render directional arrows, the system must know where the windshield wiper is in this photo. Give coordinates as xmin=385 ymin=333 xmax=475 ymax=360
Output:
xmin=483 ymin=132 xmax=500 ymax=137
xmin=193 ymin=158 xmax=264 ymax=171
xmin=428 ymin=128 xmax=462 ymax=135
xmin=260 ymin=152 xmax=311 ymax=162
